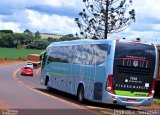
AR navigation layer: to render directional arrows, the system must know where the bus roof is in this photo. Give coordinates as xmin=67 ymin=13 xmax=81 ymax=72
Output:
xmin=50 ymin=39 xmax=112 ymax=45
xmin=46 ymin=39 xmax=156 ymax=51
xmin=46 ymin=39 xmax=112 ymax=51
xmin=116 ymin=39 xmax=155 ymax=45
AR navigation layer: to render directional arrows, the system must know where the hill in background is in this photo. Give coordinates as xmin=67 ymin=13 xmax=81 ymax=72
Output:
xmin=40 ymin=33 xmax=63 ymax=39
xmin=23 ymin=29 xmax=63 ymax=39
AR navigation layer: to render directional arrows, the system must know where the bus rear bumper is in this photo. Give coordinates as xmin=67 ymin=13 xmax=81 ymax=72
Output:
xmin=111 ymin=96 xmax=152 ymax=106
xmin=102 ymin=93 xmax=153 ymax=106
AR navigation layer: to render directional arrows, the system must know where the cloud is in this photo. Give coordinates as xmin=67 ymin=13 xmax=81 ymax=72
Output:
xmin=0 ymin=0 xmax=43 ymax=14
xmin=129 ymin=0 xmax=160 ymax=31
xmin=0 ymin=9 xmax=79 ymax=35
xmin=0 ymin=0 xmax=82 ymax=35
xmin=42 ymin=0 xmax=82 ymax=7
xmin=108 ymin=0 xmax=160 ymax=44
xmin=0 ymin=21 xmax=21 ymax=32
xmin=0 ymin=6 xmax=13 ymax=15
xmin=27 ymin=5 xmax=79 ymax=18
xmin=109 ymin=28 xmax=160 ymax=45
xmin=0 ymin=0 xmax=160 ymax=43
xmin=26 ymin=10 xmax=78 ymax=34
xmin=1 ymin=10 xmax=29 ymax=23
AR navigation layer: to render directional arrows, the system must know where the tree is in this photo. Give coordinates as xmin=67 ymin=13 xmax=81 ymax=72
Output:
xmin=0 ymin=31 xmax=35 ymax=48
xmin=16 ymin=33 xmax=34 ymax=44
xmin=65 ymin=34 xmax=74 ymax=38
xmin=27 ymin=39 xmax=49 ymax=50
xmin=0 ymin=30 xmax=13 ymax=34
xmin=59 ymin=34 xmax=80 ymax=41
xmin=47 ymin=37 xmax=58 ymax=42
xmin=35 ymin=31 xmax=41 ymax=39
xmin=24 ymin=29 xmax=32 ymax=35
xmin=75 ymin=0 xmax=135 ymax=39
xmin=0 ymin=33 xmax=14 ymax=48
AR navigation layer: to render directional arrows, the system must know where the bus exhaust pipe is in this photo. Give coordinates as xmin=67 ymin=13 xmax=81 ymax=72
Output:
xmin=113 ymin=100 xmax=117 ymax=104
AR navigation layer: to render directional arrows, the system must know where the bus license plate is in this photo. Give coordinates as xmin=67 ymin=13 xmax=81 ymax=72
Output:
xmin=127 ymin=99 xmax=136 ymax=102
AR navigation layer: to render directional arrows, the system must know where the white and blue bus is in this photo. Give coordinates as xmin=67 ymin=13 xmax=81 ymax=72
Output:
xmin=40 ymin=39 xmax=158 ymax=106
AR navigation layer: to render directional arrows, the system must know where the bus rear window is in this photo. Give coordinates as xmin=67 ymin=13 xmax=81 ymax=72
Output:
xmin=115 ymin=42 xmax=155 ymax=61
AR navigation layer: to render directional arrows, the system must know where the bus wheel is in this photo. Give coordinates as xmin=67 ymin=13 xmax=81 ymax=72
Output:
xmin=46 ymin=86 xmax=51 ymax=91
xmin=77 ymin=85 xmax=84 ymax=103
xmin=45 ymin=76 xmax=51 ymax=91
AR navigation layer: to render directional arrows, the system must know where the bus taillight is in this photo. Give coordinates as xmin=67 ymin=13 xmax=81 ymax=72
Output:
xmin=147 ymin=79 xmax=155 ymax=97
xmin=106 ymin=75 xmax=115 ymax=94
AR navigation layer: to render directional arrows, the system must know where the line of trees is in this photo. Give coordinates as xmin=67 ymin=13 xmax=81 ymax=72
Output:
xmin=0 ymin=30 xmax=80 ymax=50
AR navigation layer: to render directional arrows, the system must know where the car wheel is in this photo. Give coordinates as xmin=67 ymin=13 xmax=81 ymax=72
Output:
xmin=77 ymin=85 xmax=84 ymax=103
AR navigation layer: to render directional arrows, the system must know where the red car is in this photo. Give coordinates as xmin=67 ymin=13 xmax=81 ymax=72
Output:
xmin=21 ymin=66 xmax=33 ymax=76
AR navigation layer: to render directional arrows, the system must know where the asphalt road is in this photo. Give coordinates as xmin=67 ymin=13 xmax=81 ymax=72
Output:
xmin=0 ymin=63 xmax=158 ymax=115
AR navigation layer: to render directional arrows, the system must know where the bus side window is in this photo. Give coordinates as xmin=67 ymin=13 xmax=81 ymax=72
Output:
xmin=68 ymin=46 xmax=74 ymax=63
xmin=82 ymin=44 xmax=93 ymax=65
xmin=41 ymin=52 xmax=47 ymax=69
xmin=93 ymin=44 xmax=109 ymax=65
xmin=72 ymin=44 xmax=93 ymax=65
xmin=72 ymin=45 xmax=83 ymax=64
xmin=48 ymin=46 xmax=74 ymax=64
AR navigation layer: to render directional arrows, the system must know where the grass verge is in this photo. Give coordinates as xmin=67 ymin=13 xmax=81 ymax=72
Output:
xmin=153 ymin=99 xmax=160 ymax=105
xmin=0 ymin=48 xmax=44 ymax=60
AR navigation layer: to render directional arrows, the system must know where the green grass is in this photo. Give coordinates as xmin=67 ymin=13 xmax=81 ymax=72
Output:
xmin=153 ymin=99 xmax=160 ymax=105
xmin=0 ymin=48 xmax=44 ymax=60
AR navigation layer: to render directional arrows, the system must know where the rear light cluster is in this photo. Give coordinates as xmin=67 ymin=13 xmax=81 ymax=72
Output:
xmin=147 ymin=79 xmax=155 ymax=97
xmin=106 ymin=75 xmax=115 ymax=94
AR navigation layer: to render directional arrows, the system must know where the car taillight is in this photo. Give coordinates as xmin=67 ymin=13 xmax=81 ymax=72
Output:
xmin=106 ymin=75 xmax=115 ymax=94
xmin=147 ymin=79 xmax=155 ymax=97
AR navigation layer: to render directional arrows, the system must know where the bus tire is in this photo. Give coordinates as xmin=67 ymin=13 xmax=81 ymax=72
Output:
xmin=45 ymin=76 xmax=51 ymax=91
xmin=77 ymin=85 xmax=84 ymax=103
xmin=46 ymin=86 xmax=51 ymax=91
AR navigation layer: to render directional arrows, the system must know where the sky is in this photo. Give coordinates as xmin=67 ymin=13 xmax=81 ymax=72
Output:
xmin=0 ymin=0 xmax=160 ymax=44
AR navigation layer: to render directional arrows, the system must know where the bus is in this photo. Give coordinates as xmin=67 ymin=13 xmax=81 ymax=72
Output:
xmin=40 ymin=39 xmax=158 ymax=106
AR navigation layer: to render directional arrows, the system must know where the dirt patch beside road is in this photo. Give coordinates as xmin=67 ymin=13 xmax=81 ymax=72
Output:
xmin=135 ymin=104 xmax=160 ymax=110
xmin=0 ymin=60 xmax=26 ymax=65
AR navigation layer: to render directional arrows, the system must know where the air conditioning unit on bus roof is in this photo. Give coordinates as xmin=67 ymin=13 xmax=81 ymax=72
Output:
xmin=116 ymin=38 xmax=154 ymax=46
